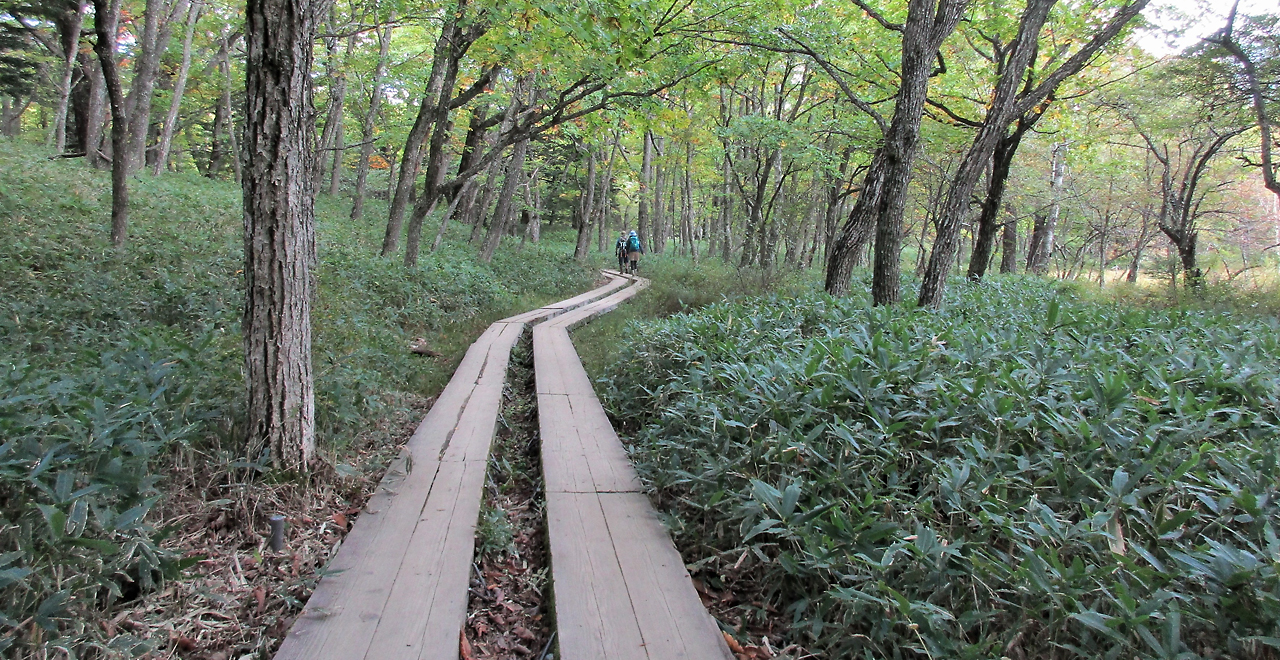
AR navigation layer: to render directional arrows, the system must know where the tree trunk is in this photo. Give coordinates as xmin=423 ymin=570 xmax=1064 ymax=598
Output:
xmin=638 ymin=130 xmax=652 ymax=249
xmin=653 ymin=136 xmax=665 ymax=253
xmin=825 ymin=0 xmax=968 ymax=303
xmin=573 ymin=149 xmax=597 ymax=262
xmin=152 ymin=1 xmax=201 ymax=175
xmin=468 ymin=157 xmax=502 ymax=243
xmin=218 ymin=39 xmax=242 ymax=185
xmin=596 ymin=133 xmax=620 ymax=253
xmin=999 ymin=214 xmax=1017 ymax=273
xmin=242 ymin=0 xmax=318 ymax=471
xmin=51 ymin=2 xmax=86 ymax=153
xmin=480 ymin=137 xmax=530 ymax=263
xmin=1027 ymin=142 xmax=1066 ymax=274
xmin=92 ymin=0 xmax=129 ymax=248
xmin=383 ymin=1 xmax=472 ymax=257
xmin=350 ymin=21 xmax=392 ymax=222
xmin=314 ymin=30 xmax=347 ymax=191
xmin=125 ymin=0 xmax=189 ymax=174
xmin=917 ymin=0 xmax=1055 ymax=308
xmin=967 ymin=118 xmax=1035 ymax=280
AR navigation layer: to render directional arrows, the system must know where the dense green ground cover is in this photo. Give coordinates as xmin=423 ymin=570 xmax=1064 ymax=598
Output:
xmin=0 ymin=141 xmax=592 ymax=652
xmin=601 ymin=277 xmax=1280 ymax=659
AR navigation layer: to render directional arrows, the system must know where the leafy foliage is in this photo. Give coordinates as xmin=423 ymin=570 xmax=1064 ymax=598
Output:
xmin=602 ymin=276 xmax=1280 ymax=659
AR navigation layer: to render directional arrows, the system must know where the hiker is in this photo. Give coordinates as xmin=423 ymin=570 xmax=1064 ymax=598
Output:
xmin=625 ymin=230 xmax=644 ymax=274
xmin=615 ymin=230 xmax=628 ymax=272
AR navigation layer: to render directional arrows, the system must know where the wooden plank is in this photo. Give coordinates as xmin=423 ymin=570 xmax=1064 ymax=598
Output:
xmin=546 ymin=491 xmax=647 ymax=660
xmin=273 ymin=458 xmax=444 ymax=660
xmin=566 ymin=393 xmax=640 ymax=493
xmin=599 ymin=493 xmax=736 ymax=660
xmin=362 ymin=459 xmax=488 ymax=659
xmin=534 ymin=328 xmax=576 ymax=395
xmin=539 ymin=393 xmax=588 ymax=493
xmin=500 ymin=274 xmax=626 ymax=323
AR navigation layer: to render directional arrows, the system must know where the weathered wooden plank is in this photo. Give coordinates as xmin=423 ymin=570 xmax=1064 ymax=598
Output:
xmin=546 ymin=491 xmax=648 ymax=660
xmin=566 ymin=393 xmax=640 ymax=493
xmin=533 ymin=328 xmax=577 ymax=395
xmin=539 ymin=393 xmax=597 ymax=494
xmin=599 ymin=493 xmax=736 ymax=660
xmin=361 ymin=458 xmax=487 ymax=659
xmin=273 ymin=458 xmax=444 ymax=660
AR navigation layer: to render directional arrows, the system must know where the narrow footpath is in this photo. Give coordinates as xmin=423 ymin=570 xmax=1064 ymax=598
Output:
xmin=273 ymin=271 xmax=733 ymax=660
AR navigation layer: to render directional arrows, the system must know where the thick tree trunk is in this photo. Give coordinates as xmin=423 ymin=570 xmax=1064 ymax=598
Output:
xmin=350 ymin=22 xmax=392 ymax=222
xmin=152 ymin=1 xmax=201 ymax=175
xmin=242 ymin=0 xmax=317 ymax=471
xmin=92 ymin=0 xmax=129 ymax=248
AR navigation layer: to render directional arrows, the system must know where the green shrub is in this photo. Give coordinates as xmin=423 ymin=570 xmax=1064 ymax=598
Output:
xmin=602 ymin=275 xmax=1280 ymax=659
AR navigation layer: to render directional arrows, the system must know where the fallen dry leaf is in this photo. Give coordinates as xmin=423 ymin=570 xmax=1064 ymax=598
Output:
xmin=460 ymin=629 xmax=475 ymax=660
xmin=252 ymin=585 xmax=266 ymax=615
xmin=723 ymin=631 xmax=745 ymax=654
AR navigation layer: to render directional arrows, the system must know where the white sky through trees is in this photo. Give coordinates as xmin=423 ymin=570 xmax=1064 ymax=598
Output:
xmin=1138 ymin=0 xmax=1275 ymax=55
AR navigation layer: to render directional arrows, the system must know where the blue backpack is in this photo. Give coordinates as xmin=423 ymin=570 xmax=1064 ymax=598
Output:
xmin=626 ymin=234 xmax=641 ymax=252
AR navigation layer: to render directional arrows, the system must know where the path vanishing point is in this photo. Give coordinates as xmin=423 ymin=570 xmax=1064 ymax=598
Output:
xmin=272 ymin=271 xmax=735 ymax=660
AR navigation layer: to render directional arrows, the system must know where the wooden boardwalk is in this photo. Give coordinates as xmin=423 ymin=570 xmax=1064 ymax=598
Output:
xmin=536 ymin=277 xmax=735 ymax=660
xmin=273 ymin=270 xmax=730 ymax=660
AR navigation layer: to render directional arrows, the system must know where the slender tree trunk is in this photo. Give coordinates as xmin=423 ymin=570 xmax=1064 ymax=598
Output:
xmin=152 ymin=1 xmax=201 ymax=175
xmin=596 ymin=133 xmax=620 ymax=253
xmin=573 ymin=149 xmax=597 ymax=262
xmin=430 ymin=176 xmax=477 ymax=252
xmin=468 ymin=157 xmax=502 ymax=243
xmin=383 ymin=1 xmax=472 ymax=257
xmin=1028 ymin=142 xmax=1066 ymax=274
xmin=125 ymin=0 xmax=189 ymax=174
xmin=350 ymin=21 xmax=392 ymax=221
xmin=638 ymin=130 xmax=652 ymax=248
xmin=480 ymin=137 xmax=530 ymax=263
xmin=92 ymin=0 xmax=129 ymax=248
xmin=999 ymin=213 xmax=1017 ymax=273
xmin=242 ymin=0 xmax=317 ymax=471
xmin=313 ymin=29 xmax=345 ymax=190
xmin=917 ymin=0 xmax=1055 ymax=307
xmin=218 ymin=40 xmax=242 ymax=185
xmin=51 ymin=3 xmax=86 ymax=152
xmin=825 ymin=0 xmax=969 ymax=303
xmin=967 ymin=120 xmax=1034 ymax=279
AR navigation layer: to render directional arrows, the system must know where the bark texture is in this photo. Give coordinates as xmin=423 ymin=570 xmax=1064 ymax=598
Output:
xmin=242 ymin=0 xmax=317 ymax=471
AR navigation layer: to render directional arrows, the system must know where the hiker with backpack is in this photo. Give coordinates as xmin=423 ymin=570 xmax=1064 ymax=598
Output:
xmin=625 ymin=230 xmax=644 ymax=274
xmin=615 ymin=230 xmax=628 ymax=272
